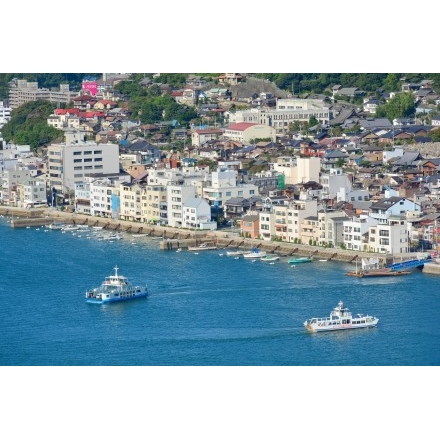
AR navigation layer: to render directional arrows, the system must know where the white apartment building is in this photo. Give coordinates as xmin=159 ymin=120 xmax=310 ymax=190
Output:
xmin=147 ymin=168 xmax=188 ymax=186
xmin=0 ymin=167 xmax=32 ymax=205
xmin=19 ymin=178 xmax=47 ymax=208
xmin=74 ymin=181 xmax=91 ymax=215
xmin=285 ymin=198 xmax=318 ymax=243
xmin=336 ymin=188 xmax=370 ymax=204
xmin=318 ymin=210 xmax=349 ymax=247
xmin=343 ymin=215 xmax=378 ymax=251
xmin=259 ymin=201 xmax=277 ymax=241
xmin=271 ymin=156 xmax=321 ymax=185
xmin=368 ymin=218 xmax=409 ymax=254
xmin=0 ymin=101 xmax=12 ymax=128
xmin=167 ymin=184 xmax=197 ymax=228
xmin=227 ymin=98 xmax=330 ymax=134
xmin=182 ymin=197 xmax=216 ymax=230
xmin=202 ymin=168 xmax=259 ymax=209
xmin=320 ymin=168 xmax=352 ymax=200
xmin=89 ymin=178 xmax=120 ymax=218
xmin=47 ymin=134 xmax=119 ymax=195
xmin=8 ymin=80 xmax=76 ymax=109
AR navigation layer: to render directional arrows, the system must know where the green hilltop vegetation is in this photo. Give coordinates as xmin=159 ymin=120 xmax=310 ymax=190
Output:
xmin=1 ymin=100 xmax=64 ymax=149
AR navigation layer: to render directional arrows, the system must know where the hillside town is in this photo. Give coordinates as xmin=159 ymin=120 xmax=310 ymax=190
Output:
xmin=1 ymin=73 xmax=440 ymax=255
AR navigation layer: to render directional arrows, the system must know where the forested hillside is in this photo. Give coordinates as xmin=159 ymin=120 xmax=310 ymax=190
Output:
xmin=1 ymin=100 xmax=63 ymax=148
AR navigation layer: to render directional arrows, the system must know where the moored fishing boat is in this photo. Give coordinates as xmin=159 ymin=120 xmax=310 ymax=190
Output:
xmin=188 ymin=242 xmax=217 ymax=251
xmin=226 ymin=249 xmax=244 ymax=257
xmin=85 ymin=266 xmax=147 ymax=304
xmin=242 ymin=248 xmax=266 ymax=259
xmin=288 ymin=256 xmax=313 ymax=264
xmin=260 ymin=255 xmax=280 ymax=262
xmin=304 ymin=300 xmax=379 ymax=332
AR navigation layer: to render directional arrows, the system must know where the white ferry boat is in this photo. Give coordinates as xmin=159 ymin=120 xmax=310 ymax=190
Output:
xmin=85 ymin=266 xmax=147 ymax=304
xmin=304 ymin=300 xmax=379 ymax=332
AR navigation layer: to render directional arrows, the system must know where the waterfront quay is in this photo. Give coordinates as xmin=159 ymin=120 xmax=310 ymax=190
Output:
xmin=2 ymin=205 xmax=440 ymax=273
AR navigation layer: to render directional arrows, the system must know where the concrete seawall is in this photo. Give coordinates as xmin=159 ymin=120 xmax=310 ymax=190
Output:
xmin=2 ymin=206 xmax=438 ymax=272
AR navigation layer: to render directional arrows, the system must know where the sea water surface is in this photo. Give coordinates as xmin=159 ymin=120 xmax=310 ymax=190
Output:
xmin=1 ymin=215 xmax=439 ymax=366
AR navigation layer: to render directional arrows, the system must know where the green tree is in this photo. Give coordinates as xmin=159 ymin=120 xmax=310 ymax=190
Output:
xmin=376 ymin=92 xmax=415 ymax=121
xmin=429 ymin=128 xmax=440 ymax=142
xmin=1 ymin=100 xmax=63 ymax=149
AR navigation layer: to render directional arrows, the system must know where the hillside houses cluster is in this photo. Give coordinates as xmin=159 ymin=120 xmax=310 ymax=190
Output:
xmin=2 ymin=74 xmax=440 ymax=255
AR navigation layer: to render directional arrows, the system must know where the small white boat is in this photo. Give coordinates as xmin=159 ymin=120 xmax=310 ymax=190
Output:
xmin=243 ymin=248 xmax=267 ymax=259
xmin=226 ymin=250 xmax=244 ymax=257
xmin=45 ymin=222 xmax=65 ymax=230
xmin=61 ymin=224 xmax=80 ymax=232
xmin=304 ymin=300 xmax=379 ymax=332
xmin=188 ymin=242 xmax=217 ymax=251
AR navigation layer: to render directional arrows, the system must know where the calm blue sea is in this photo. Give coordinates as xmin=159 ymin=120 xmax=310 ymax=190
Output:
xmin=1 ymin=215 xmax=439 ymax=366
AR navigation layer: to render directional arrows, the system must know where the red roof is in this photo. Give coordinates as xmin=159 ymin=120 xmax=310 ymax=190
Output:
xmin=74 ymin=95 xmax=96 ymax=102
xmin=54 ymin=108 xmax=80 ymax=116
xmin=227 ymin=122 xmax=257 ymax=131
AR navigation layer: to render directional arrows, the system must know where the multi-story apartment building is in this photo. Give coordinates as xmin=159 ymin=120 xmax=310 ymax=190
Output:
xmin=368 ymin=218 xmax=409 ymax=254
xmin=141 ymin=184 xmax=168 ymax=225
xmin=47 ymin=132 xmax=120 ymax=195
xmin=74 ymin=181 xmax=91 ymax=214
xmin=119 ymin=181 xmax=143 ymax=222
xmin=286 ymin=198 xmax=318 ymax=243
xmin=89 ymin=178 xmax=120 ymax=218
xmin=0 ymin=167 xmax=32 ymax=205
xmin=300 ymin=216 xmax=320 ymax=245
xmin=320 ymin=168 xmax=352 ymax=200
xmin=8 ymin=79 xmax=76 ymax=109
xmin=19 ymin=178 xmax=47 ymax=208
xmin=167 ymin=184 xmax=197 ymax=228
xmin=343 ymin=215 xmax=378 ymax=251
xmin=182 ymin=197 xmax=216 ymax=230
xmin=202 ymin=168 xmax=259 ymax=209
xmin=0 ymin=101 xmax=12 ymax=128
xmin=271 ymin=156 xmax=321 ymax=186
xmin=259 ymin=202 xmax=277 ymax=241
xmin=318 ymin=210 xmax=349 ymax=247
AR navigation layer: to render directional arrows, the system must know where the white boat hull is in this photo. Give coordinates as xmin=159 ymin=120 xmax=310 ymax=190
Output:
xmin=86 ymin=290 xmax=147 ymax=304
xmin=304 ymin=319 xmax=379 ymax=332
